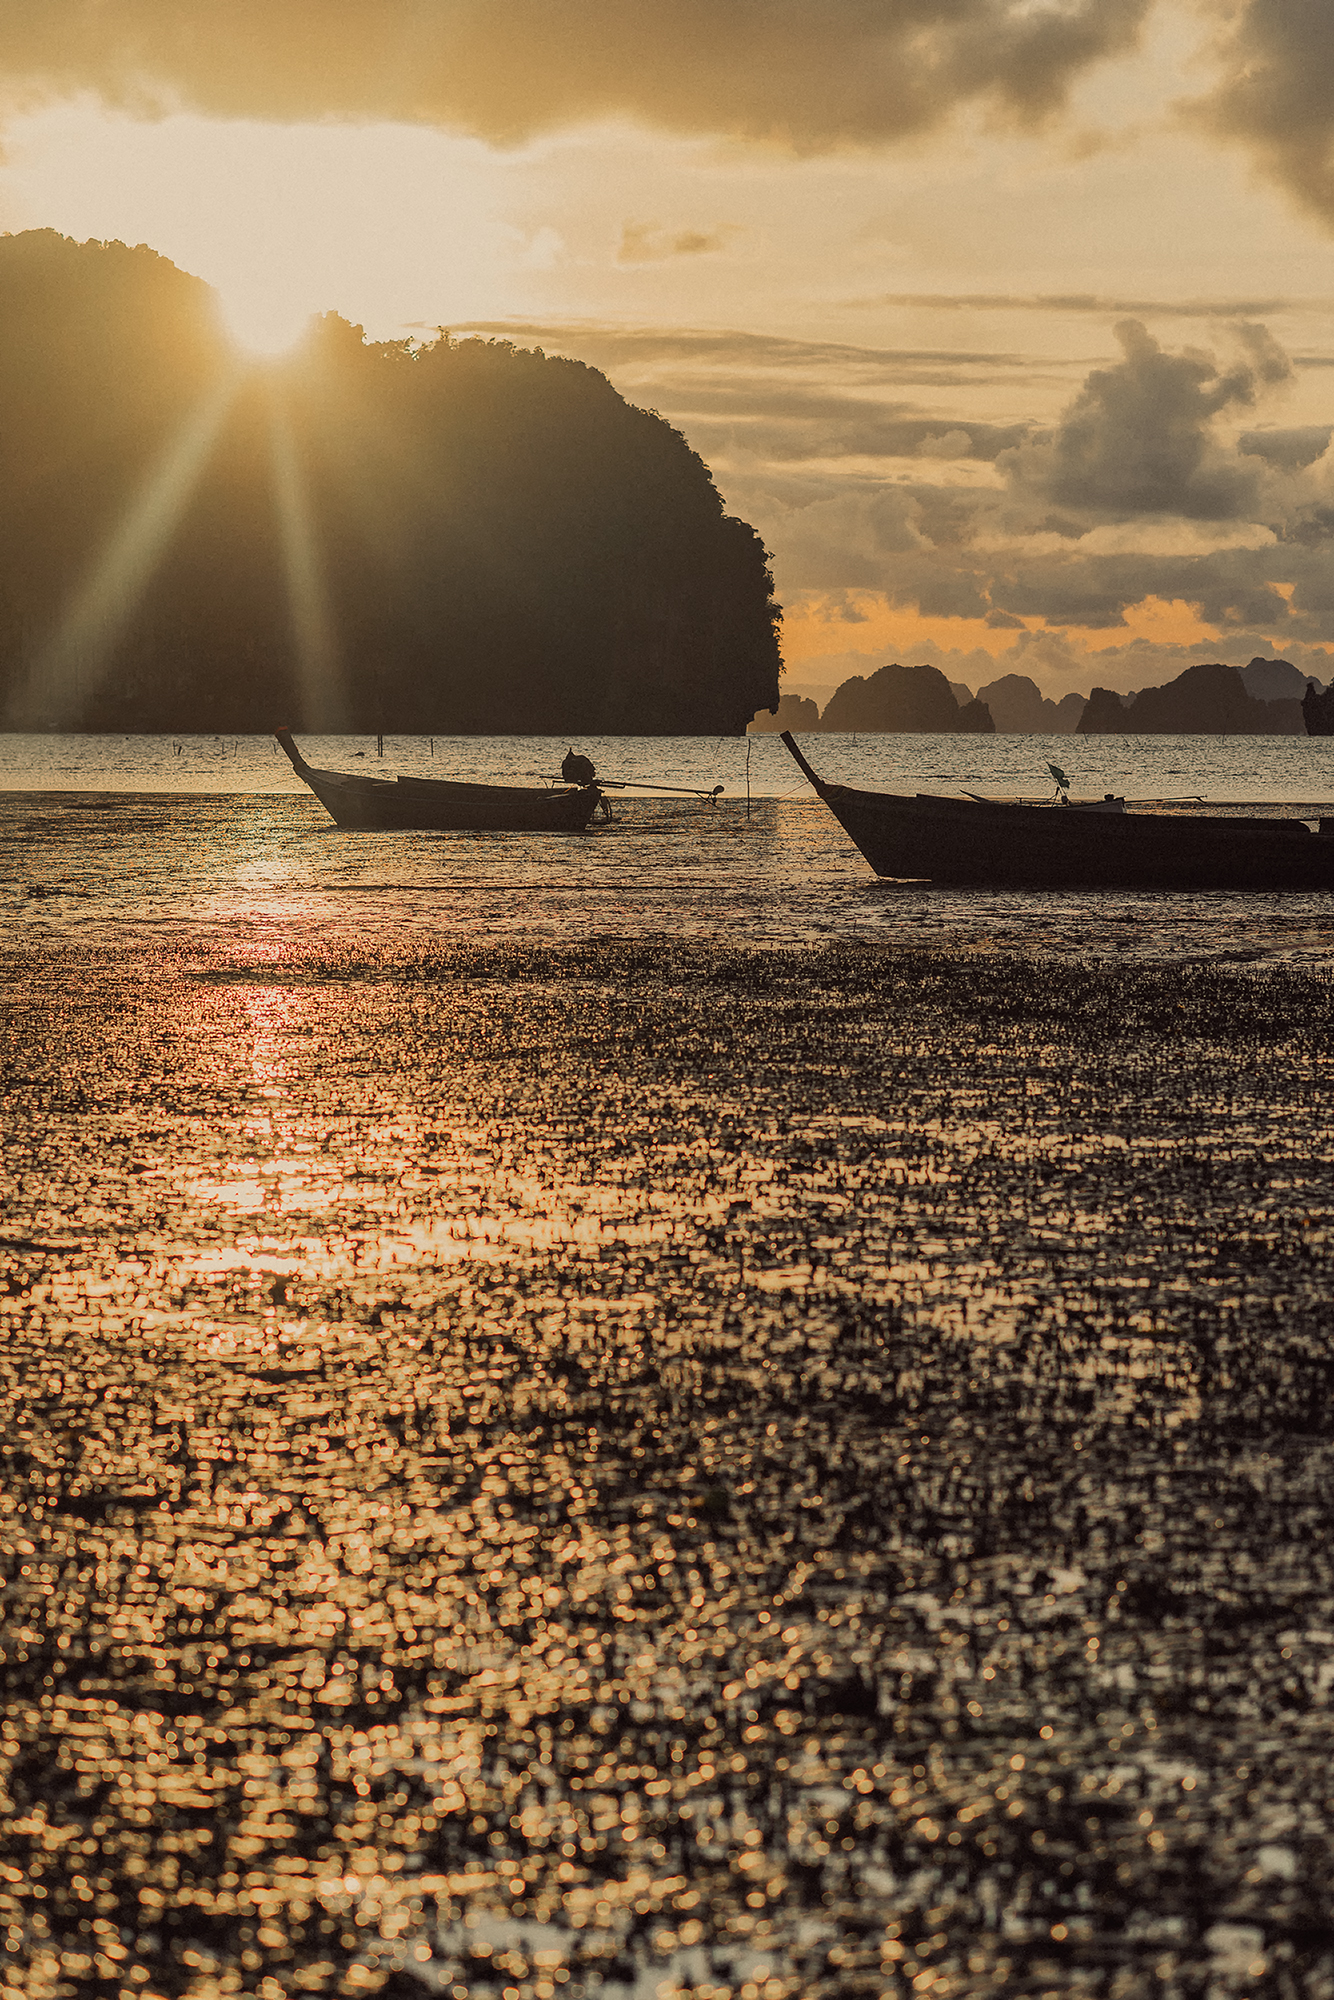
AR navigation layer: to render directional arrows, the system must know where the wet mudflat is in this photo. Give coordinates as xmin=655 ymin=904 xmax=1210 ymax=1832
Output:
xmin=3 ymin=938 xmax=1334 ymax=1999
xmin=8 ymin=793 xmax=1334 ymax=964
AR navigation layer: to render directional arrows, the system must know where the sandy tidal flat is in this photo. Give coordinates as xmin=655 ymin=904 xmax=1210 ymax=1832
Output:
xmin=2 ymin=939 xmax=1334 ymax=1997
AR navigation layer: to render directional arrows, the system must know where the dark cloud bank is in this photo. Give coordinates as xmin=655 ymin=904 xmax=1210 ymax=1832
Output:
xmin=1192 ymin=0 xmax=1334 ymax=229
xmin=2 ymin=2 xmax=1333 ymax=229
xmin=0 ymin=0 xmax=1151 ymax=144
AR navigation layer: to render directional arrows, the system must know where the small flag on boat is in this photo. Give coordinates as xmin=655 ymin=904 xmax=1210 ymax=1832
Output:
xmin=1047 ymin=762 xmax=1070 ymax=792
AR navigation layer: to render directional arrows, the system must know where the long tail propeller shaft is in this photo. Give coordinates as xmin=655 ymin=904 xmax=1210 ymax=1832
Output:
xmin=538 ymin=773 xmax=723 ymax=797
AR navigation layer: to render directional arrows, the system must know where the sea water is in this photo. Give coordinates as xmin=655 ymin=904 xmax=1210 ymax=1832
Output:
xmin=2 ymin=727 xmax=1333 ymax=801
xmin=4 ymin=731 xmax=1334 ymax=961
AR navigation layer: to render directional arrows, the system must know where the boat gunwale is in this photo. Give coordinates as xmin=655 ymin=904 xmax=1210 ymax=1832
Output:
xmin=273 ymin=728 xmax=600 ymax=830
xmin=815 ymin=780 xmax=1317 ymax=842
xmin=779 ymin=728 xmax=1334 ymax=888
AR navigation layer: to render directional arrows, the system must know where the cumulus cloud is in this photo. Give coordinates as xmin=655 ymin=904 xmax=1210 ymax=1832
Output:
xmin=1238 ymin=424 xmax=1333 ymax=470
xmin=1001 ymin=319 xmax=1292 ymax=523
xmin=0 ymin=0 xmax=1153 ymax=146
xmin=716 ymin=315 xmax=1334 ymax=644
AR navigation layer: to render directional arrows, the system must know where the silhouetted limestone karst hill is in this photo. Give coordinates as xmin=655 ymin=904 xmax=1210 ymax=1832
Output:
xmin=1078 ymin=662 xmax=1304 ymax=735
xmin=1078 ymin=688 xmax=1134 ymax=733
xmin=976 ymin=674 xmax=1085 ymax=734
xmin=821 ymin=662 xmax=976 ymax=732
xmin=0 ymin=231 xmax=780 ymax=733
xmin=1303 ymin=681 xmax=1334 ymax=735
xmin=1238 ymin=656 xmax=1314 ymax=703
xmin=955 ymin=696 xmax=995 ymax=733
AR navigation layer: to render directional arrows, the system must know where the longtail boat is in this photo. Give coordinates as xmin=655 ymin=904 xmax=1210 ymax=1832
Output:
xmin=276 ymin=729 xmax=602 ymax=832
xmin=781 ymin=732 xmax=1334 ymax=890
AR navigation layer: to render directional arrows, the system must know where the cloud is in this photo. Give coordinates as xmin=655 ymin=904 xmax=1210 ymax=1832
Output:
xmin=1238 ymin=424 xmax=1333 ymax=470
xmin=5 ymin=0 xmax=1334 ymax=240
xmin=1000 ymin=319 xmax=1292 ymax=523
xmin=764 ymin=483 xmax=1301 ymax=631
xmin=719 ymin=311 xmax=1334 ymax=644
xmin=759 ymin=492 xmax=1326 ymax=641
xmin=617 ymin=222 xmax=738 ymax=263
xmin=1189 ymin=0 xmax=1334 ymax=231
xmin=848 ymin=293 xmax=1313 ymax=318
xmin=451 ymin=321 xmax=1032 ymax=381
xmin=0 ymin=0 xmax=1155 ymax=147
xmin=759 ymin=483 xmax=931 ymax=591
xmin=647 ymin=395 xmax=1032 ymax=465
xmin=987 ymin=549 xmax=1295 ymax=631
xmin=449 ymin=319 xmax=1048 ymax=466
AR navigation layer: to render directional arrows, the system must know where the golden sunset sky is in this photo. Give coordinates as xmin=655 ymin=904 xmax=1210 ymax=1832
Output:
xmin=2 ymin=0 xmax=1333 ymax=701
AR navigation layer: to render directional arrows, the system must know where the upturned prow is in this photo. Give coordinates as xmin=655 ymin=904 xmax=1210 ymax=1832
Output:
xmin=780 ymin=731 xmax=825 ymax=791
xmin=274 ymin=728 xmax=306 ymax=773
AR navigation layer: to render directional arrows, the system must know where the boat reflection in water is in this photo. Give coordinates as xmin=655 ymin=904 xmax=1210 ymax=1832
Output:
xmin=782 ymin=731 xmax=1334 ymax=891
xmin=275 ymin=728 xmax=602 ymax=832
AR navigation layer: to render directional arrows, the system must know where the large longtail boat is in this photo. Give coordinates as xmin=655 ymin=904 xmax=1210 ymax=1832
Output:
xmin=781 ymin=732 xmax=1334 ymax=891
xmin=276 ymin=729 xmax=602 ymax=832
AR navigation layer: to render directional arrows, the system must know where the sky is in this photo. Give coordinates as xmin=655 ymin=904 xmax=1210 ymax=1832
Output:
xmin=2 ymin=0 xmax=1334 ymax=701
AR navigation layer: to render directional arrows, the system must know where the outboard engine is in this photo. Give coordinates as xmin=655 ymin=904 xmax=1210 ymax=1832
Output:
xmin=561 ymin=749 xmax=597 ymax=786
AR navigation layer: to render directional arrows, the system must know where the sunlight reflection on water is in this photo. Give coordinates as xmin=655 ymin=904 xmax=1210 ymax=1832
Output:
xmin=4 ymin=785 xmax=1334 ymax=961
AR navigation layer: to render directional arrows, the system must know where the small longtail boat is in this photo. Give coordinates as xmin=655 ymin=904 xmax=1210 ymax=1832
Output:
xmin=276 ymin=729 xmax=602 ymax=832
xmin=781 ymin=732 xmax=1334 ymax=890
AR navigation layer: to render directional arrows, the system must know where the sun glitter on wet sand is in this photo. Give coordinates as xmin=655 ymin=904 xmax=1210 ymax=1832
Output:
xmin=3 ymin=933 xmax=1334 ymax=1998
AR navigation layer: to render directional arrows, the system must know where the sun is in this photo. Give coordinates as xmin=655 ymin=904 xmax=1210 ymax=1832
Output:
xmin=215 ymin=281 xmax=315 ymax=360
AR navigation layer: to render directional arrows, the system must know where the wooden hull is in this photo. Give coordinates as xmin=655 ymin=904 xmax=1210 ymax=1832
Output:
xmin=781 ymin=732 xmax=1334 ymax=890
xmin=276 ymin=730 xmax=600 ymax=832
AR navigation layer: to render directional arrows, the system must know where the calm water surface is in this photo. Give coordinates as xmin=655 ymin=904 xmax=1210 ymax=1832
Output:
xmin=5 ymin=732 xmax=1334 ymax=962
xmin=4 ymin=727 xmax=1334 ymax=800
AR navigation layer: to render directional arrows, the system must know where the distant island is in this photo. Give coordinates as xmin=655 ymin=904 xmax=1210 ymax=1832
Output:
xmin=1078 ymin=660 xmax=1307 ymax=735
xmin=750 ymin=657 xmax=1322 ymax=735
xmin=0 ymin=231 xmax=781 ymax=734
